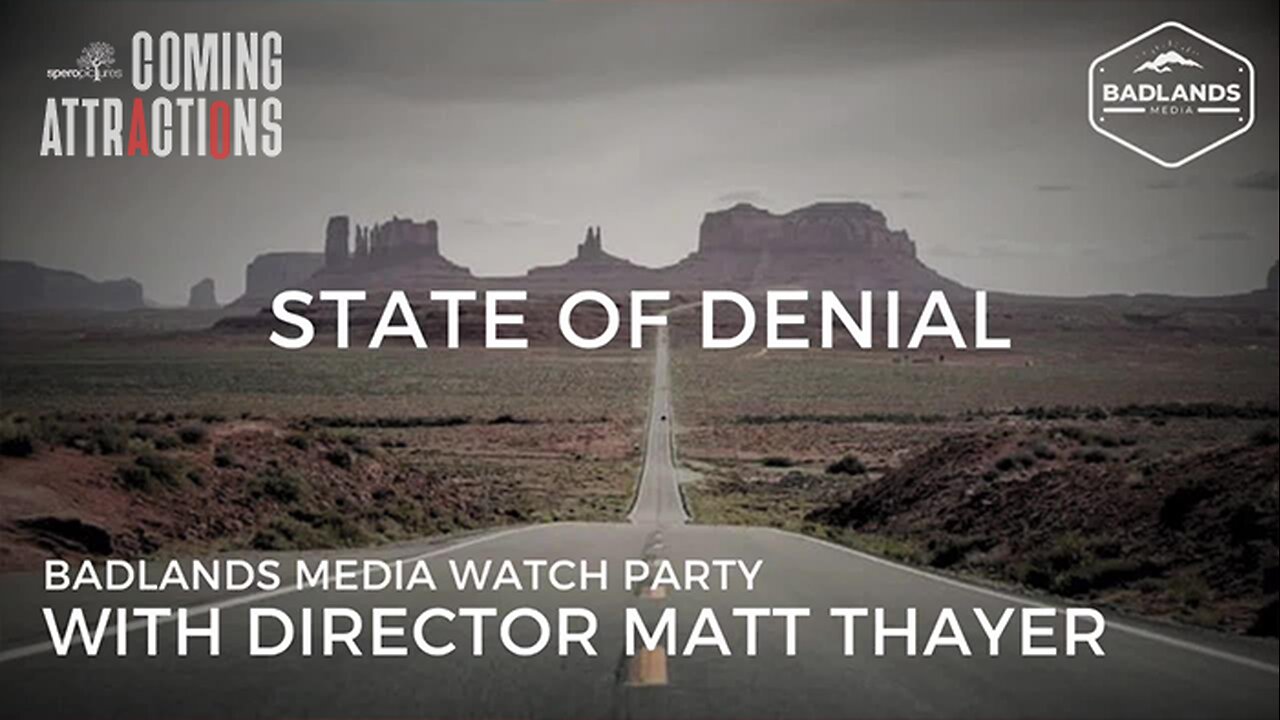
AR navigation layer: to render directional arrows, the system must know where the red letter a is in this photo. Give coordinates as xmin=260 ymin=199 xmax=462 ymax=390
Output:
xmin=127 ymin=98 xmax=150 ymax=157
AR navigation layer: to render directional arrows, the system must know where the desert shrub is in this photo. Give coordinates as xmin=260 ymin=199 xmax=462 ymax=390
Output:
xmin=1057 ymin=426 xmax=1087 ymax=443
xmin=927 ymin=535 xmax=985 ymax=569
xmin=739 ymin=412 xmax=946 ymax=425
xmin=337 ymin=432 xmax=373 ymax=455
xmin=178 ymin=425 xmax=207 ymax=445
xmin=1020 ymin=564 xmax=1053 ymax=590
xmin=1014 ymin=534 xmax=1155 ymax=596
xmin=1081 ymin=449 xmax=1109 ymax=464
xmin=254 ymin=472 xmax=303 ymax=503
xmin=1160 ymin=483 xmax=1208 ymax=530
xmin=314 ymin=512 xmax=371 ymax=546
xmin=1020 ymin=406 xmax=1078 ymax=421
xmin=1087 ymin=432 xmax=1134 ymax=449
xmin=152 ymin=433 xmax=180 ymax=450
xmin=250 ymin=518 xmax=320 ymax=551
xmin=1169 ymin=574 xmax=1209 ymax=609
xmin=44 ymin=420 xmax=128 ymax=453
xmin=252 ymin=511 xmax=370 ymax=551
xmin=761 ymin=456 xmax=794 ymax=468
xmin=250 ymin=528 xmax=288 ymax=551
xmin=826 ymin=455 xmax=866 ymax=476
xmin=996 ymin=453 xmax=1035 ymax=472
xmin=129 ymin=426 xmax=155 ymax=441
xmin=1248 ymin=598 xmax=1278 ymax=637
xmin=1042 ymin=534 xmax=1089 ymax=573
xmin=136 ymin=453 xmax=183 ymax=486
xmin=310 ymin=429 xmax=336 ymax=444
xmin=118 ymin=465 xmax=154 ymax=492
xmin=57 ymin=423 xmax=130 ymax=455
xmin=284 ymin=434 xmax=311 ymax=450
xmin=1091 ymin=540 xmax=1122 ymax=559
xmin=1249 ymin=426 xmax=1279 ymax=447
xmin=308 ymin=415 xmax=470 ymax=429
xmin=1052 ymin=558 xmax=1156 ymax=597
xmin=387 ymin=499 xmax=426 ymax=526
xmin=325 ymin=448 xmax=353 ymax=470
xmin=1227 ymin=504 xmax=1266 ymax=545
xmin=993 ymin=450 xmax=1034 ymax=474
xmin=489 ymin=414 xmax=531 ymax=425
xmin=92 ymin=427 xmax=129 ymax=454
xmin=1113 ymin=402 xmax=1278 ymax=420
xmin=1030 ymin=442 xmax=1057 ymax=460
xmin=118 ymin=453 xmax=183 ymax=492
xmin=0 ymin=421 xmax=35 ymax=457
xmin=213 ymin=450 xmax=236 ymax=468
xmin=0 ymin=434 xmax=35 ymax=457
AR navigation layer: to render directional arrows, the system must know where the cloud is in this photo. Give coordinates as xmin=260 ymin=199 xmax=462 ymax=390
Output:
xmin=1034 ymin=184 xmax=1073 ymax=192
xmin=1233 ymin=170 xmax=1278 ymax=191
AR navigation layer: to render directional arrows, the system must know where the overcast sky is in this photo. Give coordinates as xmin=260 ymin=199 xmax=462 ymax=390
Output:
xmin=1 ymin=0 xmax=1276 ymax=304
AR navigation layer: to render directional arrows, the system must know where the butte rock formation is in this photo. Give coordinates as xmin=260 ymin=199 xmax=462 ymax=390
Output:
xmin=231 ymin=251 xmax=325 ymax=307
xmin=668 ymin=202 xmax=962 ymax=294
xmin=0 ymin=260 xmax=144 ymax=312
xmin=307 ymin=214 xmax=472 ymax=290
xmin=520 ymin=202 xmax=959 ymax=295
xmin=187 ymin=278 xmax=218 ymax=309
xmin=526 ymin=226 xmax=656 ymax=289
xmin=225 ymin=199 xmax=964 ymax=316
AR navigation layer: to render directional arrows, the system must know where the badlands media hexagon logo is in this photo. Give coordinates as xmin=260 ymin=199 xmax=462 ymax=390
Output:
xmin=1089 ymin=21 xmax=1254 ymax=168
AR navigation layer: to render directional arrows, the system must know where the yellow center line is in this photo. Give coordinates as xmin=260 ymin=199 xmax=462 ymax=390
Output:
xmin=625 ymin=647 xmax=670 ymax=687
xmin=624 ymin=540 xmax=671 ymax=687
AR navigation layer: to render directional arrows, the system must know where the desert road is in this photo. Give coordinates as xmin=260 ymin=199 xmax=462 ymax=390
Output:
xmin=1 ymin=325 xmax=1277 ymax=719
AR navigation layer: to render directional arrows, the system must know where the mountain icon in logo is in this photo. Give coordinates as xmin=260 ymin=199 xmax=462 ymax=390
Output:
xmin=1133 ymin=50 xmax=1203 ymax=74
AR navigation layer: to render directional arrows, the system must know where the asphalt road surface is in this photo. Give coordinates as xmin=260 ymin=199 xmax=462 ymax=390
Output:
xmin=1 ymin=325 xmax=1277 ymax=719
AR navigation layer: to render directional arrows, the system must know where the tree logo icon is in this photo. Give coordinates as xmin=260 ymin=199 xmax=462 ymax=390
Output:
xmin=76 ymin=42 xmax=116 ymax=82
xmin=46 ymin=40 xmax=123 ymax=81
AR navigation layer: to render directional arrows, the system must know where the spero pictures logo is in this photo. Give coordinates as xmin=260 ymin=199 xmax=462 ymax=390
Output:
xmin=1088 ymin=21 xmax=1255 ymax=168
xmin=40 ymin=31 xmax=284 ymax=159
xmin=47 ymin=41 xmax=124 ymax=81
